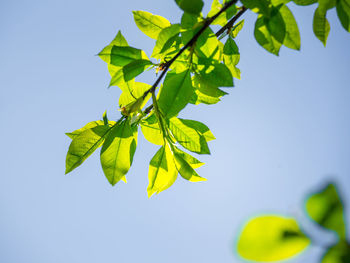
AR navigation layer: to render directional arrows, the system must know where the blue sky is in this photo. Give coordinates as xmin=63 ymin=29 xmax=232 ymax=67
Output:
xmin=1 ymin=0 xmax=349 ymax=262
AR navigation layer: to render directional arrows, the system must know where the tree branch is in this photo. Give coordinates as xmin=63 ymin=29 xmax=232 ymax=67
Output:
xmin=142 ymin=1 xmax=247 ymax=116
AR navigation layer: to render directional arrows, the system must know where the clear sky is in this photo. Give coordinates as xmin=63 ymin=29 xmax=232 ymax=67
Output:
xmin=1 ymin=0 xmax=349 ymax=262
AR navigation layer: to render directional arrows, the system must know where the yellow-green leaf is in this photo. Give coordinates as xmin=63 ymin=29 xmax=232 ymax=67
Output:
xmin=141 ymin=112 xmax=164 ymax=145
xmin=100 ymin=120 xmax=138 ymax=186
xmin=168 ymin=117 xmax=211 ymax=154
xmin=237 ymin=215 xmax=311 ymax=261
xmin=66 ymin=125 xmax=112 ymax=174
xmin=254 ymin=15 xmax=282 ymax=55
xmin=132 ymin=11 xmax=171 ymax=40
xmin=98 ymin=30 xmax=128 ymax=64
xmin=280 ymin=5 xmax=301 ymax=50
xmin=305 ymin=182 xmax=346 ymax=239
xmin=173 ymin=148 xmax=206 ymax=182
xmin=147 ymin=144 xmax=178 ymax=197
xmin=322 ymin=241 xmax=350 ymax=263
xmin=175 ymin=0 xmax=204 ymax=15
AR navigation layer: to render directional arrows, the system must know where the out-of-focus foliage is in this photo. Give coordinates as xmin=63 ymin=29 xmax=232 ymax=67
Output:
xmin=65 ymin=0 xmax=350 ymax=196
xmin=236 ymin=182 xmax=349 ymax=262
xmin=237 ymin=215 xmax=310 ymax=261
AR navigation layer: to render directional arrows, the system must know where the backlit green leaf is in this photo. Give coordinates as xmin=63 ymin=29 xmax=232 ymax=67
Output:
xmin=223 ymin=37 xmax=241 ymax=79
xmin=279 ymin=5 xmax=301 ymax=50
xmin=147 ymin=144 xmax=178 ymax=197
xmin=100 ymin=120 xmax=138 ymax=186
xmin=98 ymin=31 xmax=128 ymax=64
xmin=168 ymin=117 xmax=211 ymax=154
xmin=208 ymin=0 xmax=228 ymax=27
xmin=230 ymin=20 xmax=245 ymax=38
xmin=173 ymin=148 xmax=207 ymax=182
xmin=313 ymin=7 xmax=330 ymax=46
xmin=237 ymin=215 xmax=311 ymax=261
xmin=66 ymin=120 xmax=106 ymax=139
xmin=132 ymin=11 xmax=171 ymax=40
xmin=198 ymin=62 xmax=234 ymax=87
xmin=305 ymin=182 xmax=346 ymax=239
xmin=293 ymin=0 xmax=317 ymax=5
xmin=152 ymin=24 xmax=181 ymax=59
xmin=173 ymin=147 xmax=204 ymax=169
xmin=241 ymin=0 xmax=271 ymax=16
xmin=141 ymin=112 xmax=164 ymax=145
xmin=119 ymin=82 xmax=151 ymax=109
xmin=109 ymin=59 xmax=153 ymax=87
xmin=157 ymin=70 xmax=194 ymax=118
xmin=254 ymin=15 xmax=282 ymax=55
xmin=66 ymin=125 xmax=112 ymax=174
xmin=175 ymin=0 xmax=204 ymax=15
xmin=336 ymin=0 xmax=350 ymax=32
xmin=267 ymin=7 xmax=286 ymax=45
xmin=104 ymin=46 xmax=148 ymax=67
xmin=179 ymin=118 xmax=215 ymax=142
xmin=322 ymin=241 xmax=350 ymax=263
xmin=196 ymin=28 xmax=221 ymax=60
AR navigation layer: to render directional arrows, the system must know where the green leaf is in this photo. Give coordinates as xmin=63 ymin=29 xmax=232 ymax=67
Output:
xmin=181 ymin=12 xmax=201 ymax=29
xmin=140 ymin=112 xmax=164 ymax=145
xmin=198 ymin=61 xmax=234 ymax=87
xmin=132 ymin=11 xmax=171 ymax=40
xmin=322 ymin=241 xmax=350 ymax=263
xmin=313 ymin=7 xmax=330 ymax=46
xmin=267 ymin=7 xmax=286 ymax=45
xmin=179 ymin=118 xmax=215 ymax=142
xmin=223 ymin=37 xmax=241 ymax=79
xmin=279 ymin=5 xmax=301 ymax=50
xmin=152 ymin=24 xmax=181 ymax=59
xmin=254 ymin=15 xmax=282 ymax=55
xmin=230 ymin=20 xmax=245 ymax=38
xmin=66 ymin=125 xmax=112 ymax=174
xmin=293 ymin=0 xmax=317 ymax=5
xmin=237 ymin=215 xmax=311 ymax=261
xmin=98 ymin=31 xmax=128 ymax=64
xmin=119 ymin=82 xmax=151 ymax=109
xmin=173 ymin=148 xmax=207 ymax=182
xmin=241 ymin=0 xmax=271 ymax=16
xmin=100 ymin=120 xmax=138 ymax=186
xmin=104 ymin=46 xmax=149 ymax=67
xmin=318 ymin=0 xmax=337 ymax=12
xmin=109 ymin=59 xmax=153 ymax=87
xmin=190 ymin=74 xmax=227 ymax=105
xmin=66 ymin=120 xmax=107 ymax=139
xmin=147 ymin=144 xmax=178 ymax=197
xmin=157 ymin=70 xmax=194 ymax=118
xmin=305 ymin=182 xmax=346 ymax=239
xmin=173 ymin=147 xmax=204 ymax=169
xmin=208 ymin=0 xmax=228 ymax=27
xmin=168 ymin=117 xmax=211 ymax=154
xmin=175 ymin=0 xmax=204 ymax=15
xmin=336 ymin=0 xmax=350 ymax=32
xmin=196 ymin=28 xmax=221 ymax=60
xmin=102 ymin=111 xmax=108 ymax=126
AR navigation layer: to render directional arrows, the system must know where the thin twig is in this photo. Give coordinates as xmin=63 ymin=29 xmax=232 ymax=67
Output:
xmin=215 ymin=6 xmax=247 ymax=37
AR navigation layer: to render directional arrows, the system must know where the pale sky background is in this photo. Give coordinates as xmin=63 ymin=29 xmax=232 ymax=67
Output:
xmin=1 ymin=0 xmax=349 ymax=262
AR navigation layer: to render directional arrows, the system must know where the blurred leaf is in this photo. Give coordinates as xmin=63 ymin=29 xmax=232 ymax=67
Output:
xmin=147 ymin=144 xmax=178 ymax=197
xmin=293 ymin=0 xmax=317 ymax=5
xmin=322 ymin=241 xmax=350 ymax=263
xmin=230 ymin=20 xmax=245 ymax=38
xmin=241 ymin=0 xmax=271 ymax=16
xmin=305 ymin=182 xmax=346 ymax=239
xmin=313 ymin=7 xmax=330 ymax=46
xmin=223 ymin=37 xmax=241 ymax=79
xmin=66 ymin=125 xmax=112 ymax=174
xmin=100 ymin=120 xmax=138 ymax=186
xmin=132 ymin=11 xmax=171 ymax=39
xmin=237 ymin=215 xmax=311 ymax=261
xmin=336 ymin=0 xmax=350 ymax=32
xmin=175 ymin=0 xmax=204 ymax=15
xmin=157 ymin=70 xmax=194 ymax=118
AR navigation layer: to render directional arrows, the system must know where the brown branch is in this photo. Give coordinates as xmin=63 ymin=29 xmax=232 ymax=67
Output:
xmin=215 ymin=6 xmax=247 ymax=37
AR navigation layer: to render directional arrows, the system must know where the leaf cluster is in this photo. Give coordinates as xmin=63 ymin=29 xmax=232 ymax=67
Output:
xmin=65 ymin=0 xmax=350 ymax=196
